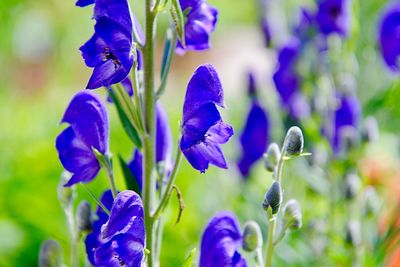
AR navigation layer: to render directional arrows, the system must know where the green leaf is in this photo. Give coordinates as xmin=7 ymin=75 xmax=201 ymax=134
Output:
xmin=109 ymin=89 xmax=142 ymax=148
xmin=170 ymin=0 xmax=185 ymax=47
xmin=182 ymin=248 xmax=196 ymax=267
xmin=118 ymin=155 xmax=141 ymax=196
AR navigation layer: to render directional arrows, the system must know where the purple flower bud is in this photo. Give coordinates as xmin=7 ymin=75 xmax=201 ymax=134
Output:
xmin=200 ymin=211 xmax=247 ymax=267
xmin=85 ymin=190 xmax=145 ymax=266
xmin=55 ymin=91 xmax=109 ymax=187
xmin=177 ymin=0 xmax=218 ymax=53
xmin=379 ymin=3 xmax=400 ymax=72
xmin=261 ymin=18 xmax=272 ymax=47
xmin=180 ymin=64 xmax=234 ymax=173
xmin=315 ymin=0 xmax=351 ymax=37
xmin=294 ymin=7 xmax=315 ymax=40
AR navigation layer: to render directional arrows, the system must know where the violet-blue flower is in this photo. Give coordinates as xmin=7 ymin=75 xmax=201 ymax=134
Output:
xmin=80 ymin=16 xmax=133 ymax=89
xmin=128 ymin=103 xmax=173 ymax=191
xmin=379 ymin=3 xmax=400 ymax=71
xmin=237 ymin=73 xmax=269 ymax=177
xmin=180 ymin=64 xmax=234 ymax=173
xmin=331 ymin=92 xmax=361 ymax=153
xmin=55 ymin=91 xmax=109 ymax=187
xmin=199 ymin=211 xmax=247 ymax=267
xmin=177 ymin=0 xmax=218 ymax=53
xmin=86 ymin=190 xmax=145 ymax=266
xmin=316 ymin=0 xmax=351 ymax=37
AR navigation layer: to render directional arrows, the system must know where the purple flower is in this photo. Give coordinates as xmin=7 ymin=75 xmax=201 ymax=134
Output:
xmin=55 ymin=91 xmax=109 ymax=187
xmin=294 ymin=7 xmax=315 ymax=40
xmin=86 ymin=190 xmax=145 ymax=266
xmin=261 ymin=19 xmax=272 ymax=47
xmin=85 ymin=190 xmax=114 ymax=265
xmin=331 ymin=92 xmax=361 ymax=153
xmin=273 ymin=39 xmax=310 ymax=119
xmin=76 ymin=0 xmax=94 ymax=7
xmin=199 ymin=211 xmax=247 ymax=267
xmin=316 ymin=0 xmax=351 ymax=37
xmin=237 ymin=73 xmax=269 ymax=177
xmin=180 ymin=64 xmax=234 ymax=173
xmin=80 ymin=17 xmax=133 ymax=89
xmin=177 ymin=0 xmax=218 ymax=53
xmin=128 ymin=103 xmax=173 ymax=191
xmin=379 ymin=3 xmax=400 ymax=71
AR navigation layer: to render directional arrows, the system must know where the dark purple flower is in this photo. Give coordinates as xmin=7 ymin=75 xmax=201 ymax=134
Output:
xmin=128 ymin=103 xmax=173 ymax=191
xmin=379 ymin=3 xmax=400 ymax=71
xmin=200 ymin=211 xmax=247 ymax=267
xmin=237 ymin=73 xmax=269 ymax=177
xmin=56 ymin=91 xmax=109 ymax=187
xmin=86 ymin=190 xmax=145 ymax=266
xmin=180 ymin=64 xmax=234 ymax=173
xmin=331 ymin=92 xmax=361 ymax=153
xmin=316 ymin=0 xmax=350 ymax=37
xmin=85 ymin=190 xmax=114 ymax=265
xmin=80 ymin=17 xmax=133 ymax=89
xmin=177 ymin=0 xmax=218 ymax=53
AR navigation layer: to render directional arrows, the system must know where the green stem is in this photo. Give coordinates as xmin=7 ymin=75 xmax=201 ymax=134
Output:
xmin=82 ymin=184 xmax=110 ymax=216
xmin=275 ymin=133 xmax=289 ymax=182
xmin=256 ymin=247 xmax=265 ymax=267
xmin=265 ymin=216 xmax=276 ymax=267
xmin=131 ymin=59 xmax=146 ymax=132
xmin=143 ymin=0 xmax=157 ymax=265
xmin=273 ymin=224 xmax=288 ymax=246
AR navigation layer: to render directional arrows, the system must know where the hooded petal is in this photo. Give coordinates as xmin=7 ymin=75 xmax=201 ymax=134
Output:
xmin=379 ymin=3 xmax=400 ymax=71
xmin=316 ymin=0 xmax=350 ymax=37
xmin=94 ymin=0 xmax=133 ymax=35
xmin=200 ymin=211 xmax=247 ymax=267
xmin=183 ymin=64 xmax=224 ymax=123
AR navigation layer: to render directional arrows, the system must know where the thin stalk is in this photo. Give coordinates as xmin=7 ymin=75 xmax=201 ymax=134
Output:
xmin=273 ymin=224 xmax=289 ymax=246
xmin=81 ymin=184 xmax=110 ymax=216
xmin=143 ymin=0 xmax=157 ymax=265
xmin=256 ymin=247 xmax=265 ymax=267
xmin=265 ymin=216 xmax=276 ymax=267
xmin=131 ymin=60 xmax=146 ymax=133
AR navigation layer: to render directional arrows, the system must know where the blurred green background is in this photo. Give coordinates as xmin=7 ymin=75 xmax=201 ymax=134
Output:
xmin=1 ymin=0 xmax=400 ymax=266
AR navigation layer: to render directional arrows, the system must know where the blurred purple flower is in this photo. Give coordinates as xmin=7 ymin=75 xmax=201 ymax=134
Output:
xmin=294 ymin=7 xmax=315 ymax=40
xmin=56 ymin=91 xmax=109 ymax=187
xmin=128 ymin=103 xmax=173 ymax=191
xmin=85 ymin=190 xmax=114 ymax=265
xmin=76 ymin=0 xmax=94 ymax=7
xmin=316 ymin=0 xmax=351 ymax=37
xmin=273 ymin=39 xmax=310 ymax=119
xmin=331 ymin=92 xmax=361 ymax=153
xmin=177 ymin=0 xmax=218 ymax=53
xmin=379 ymin=3 xmax=400 ymax=71
xmin=180 ymin=64 xmax=234 ymax=173
xmin=237 ymin=73 xmax=269 ymax=177
xmin=261 ymin=19 xmax=272 ymax=47
xmin=80 ymin=17 xmax=134 ymax=89
xmin=200 ymin=211 xmax=247 ymax=267
xmin=86 ymin=190 xmax=145 ymax=266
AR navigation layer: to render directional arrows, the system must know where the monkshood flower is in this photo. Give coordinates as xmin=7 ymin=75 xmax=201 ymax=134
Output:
xmin=237 ymin=73 xmax=269 ymax=177
xmin=315 ymin=0 xmax=351 ymax=37
xmin=86 ymin=190 xmax=145 ymax=266
xmin=294 ymin=7 xmax=315 ymax=41
xmin=80 ymin=17 xmax=133 ymax=89
xmin=180 ymin=64 xmax=234 ymax=173
xmin=331 ymin=92 xmax=361 ymax=153
xmin=200 ymin=211 xmax=247 ymax=267
xmin=273 ymin=39 xmax=310 ymax=119
xmin=128 ymin=103 xmax=173 ymax=191
xmin=379 ymin=3 xmax=400 ymax=71
xmin=177 ymin=0 xmax=218 ymax=53
xmin=85 ymin=190 xmax=114 ymax=265
xmin=56 ymin=91 xmax=109 ymax=187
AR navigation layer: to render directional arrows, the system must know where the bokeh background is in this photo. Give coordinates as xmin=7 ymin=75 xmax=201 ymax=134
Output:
xmin=1 ymin=0 xmax=400 ymax=266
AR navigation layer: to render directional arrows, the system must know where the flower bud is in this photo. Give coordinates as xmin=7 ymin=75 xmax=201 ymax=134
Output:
xmin=283 ymin=199 xmax=302 ymax=230
xmin=344 ymin=172 xmax=361 ymax=200
xmin=339 ymin=125 xmax=359 ymax=154
xmin=363 ymin=186 xmax=379 ymax=216
xmin=263 ymin=143 xmax=280 ymax=172
xmin=262 ymin=181 xmax=283 ymax=214
xmin=242 ymin=221 xmax=263 ymax=252
xmin=362 ymin=116 xmax=379 ymax=143
xmin=345 ymin=220 xmax=361 ymax=247
xmin=57 ymin=172 xmax=75 ymax=208
xmin=285 ymin=126 xmax=304 ymax=156
xmin=76 ymin=201 xmax=92 ymax=234
xmin=39 ymin=239 xmax=63 ymax=267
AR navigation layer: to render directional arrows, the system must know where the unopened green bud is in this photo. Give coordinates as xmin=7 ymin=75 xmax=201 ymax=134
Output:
xmin=339 ymin=126 xmax=359 ymax=153
xmin=344 ymin=172 xmax=360 ymax=200
xmin=242 ymin=221 xmax=263 ymax=252
xmin=263 ymin=143 xmax=280 ymax=172
xmin=286 ymin=126 xmax=304 ymax=156
xmin=57 ymin=172 xmax=75 ymax=208
xmin=262 ymin=181 xmax=282 ymax=215
xmin=363 ymin=186 xmax=379 ymax=216
xmin=76 ymin=201 xmax=92 ymax=234
xmin=283 ymin=199 xmax=302 ymax=230
xmin=38 ymin=239 xmax=63 ymax=267
xmin=362 ymin=116 xmax=379 ymax=143
xmin=345 ymin=220 xmax=361 ymax=247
